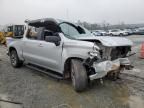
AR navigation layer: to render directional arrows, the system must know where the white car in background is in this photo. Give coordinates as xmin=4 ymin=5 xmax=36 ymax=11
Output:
xmin=94 ymin=30 xmax=107 ymax=36
xmin=92 ymin=31 xmax=102 ymax=36
xmin=124 ymin=29 xmax=133 ymax=35
xmin=108 ymin=29 xmax=128 ymax=36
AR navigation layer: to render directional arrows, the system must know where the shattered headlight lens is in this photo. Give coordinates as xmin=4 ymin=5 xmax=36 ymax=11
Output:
xmin=88 ymin=44 xmax=100 ymax=58
xmin=93 ymin=44 xmax=100 ymax=51
xmin=88 ymin=51 xmax=99 ymax=57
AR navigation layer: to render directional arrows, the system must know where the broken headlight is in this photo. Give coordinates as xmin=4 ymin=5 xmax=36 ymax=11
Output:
xmin=88 ymin=44 xmax=100 ymax=58
xmin=84 ymin=45 xmax=100 ymax=68
xmin=88 ymin=51 xmax=99 ymax=57
xmin=93 ymin=44 xmax=100 ymax=51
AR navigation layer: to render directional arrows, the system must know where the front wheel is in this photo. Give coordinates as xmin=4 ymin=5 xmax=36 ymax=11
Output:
xmin=10 ymin=50 xmax=23 ymax=68
xmin=71 ymin=59 xmax=88 ymax=92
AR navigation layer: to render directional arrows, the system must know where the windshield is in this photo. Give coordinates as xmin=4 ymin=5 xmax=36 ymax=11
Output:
xmin=59 ymin=22 xmax=91 ymax=39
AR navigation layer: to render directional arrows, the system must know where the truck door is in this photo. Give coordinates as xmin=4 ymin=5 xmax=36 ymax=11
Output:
xmin=37 ymin=37 xmax=63 ymax=73
xmin=23 ymin=26 xmax=63 ymax=73
xmin=22 ymin=27 xmax=42 ymax=65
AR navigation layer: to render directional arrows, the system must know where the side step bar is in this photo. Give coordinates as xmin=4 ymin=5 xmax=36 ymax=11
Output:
xmin=26 ymin=64 xmax=63 ymax=80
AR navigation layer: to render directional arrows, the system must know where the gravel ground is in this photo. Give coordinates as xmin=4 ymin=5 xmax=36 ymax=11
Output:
xmin=0 ymin=35 xmax=144 ymax=108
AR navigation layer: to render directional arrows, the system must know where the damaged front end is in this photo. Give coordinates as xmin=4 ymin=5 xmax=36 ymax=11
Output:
xmin=83 ymin=45 xmax=133 ymax=81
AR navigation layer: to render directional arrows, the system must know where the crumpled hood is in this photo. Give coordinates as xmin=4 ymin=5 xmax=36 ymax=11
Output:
xmin=77 ymin=36 xmax=133 ymax=47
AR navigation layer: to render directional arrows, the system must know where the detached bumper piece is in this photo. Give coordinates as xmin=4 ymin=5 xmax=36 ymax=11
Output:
xmin=89 ymin=58 xmax=131 ymax=81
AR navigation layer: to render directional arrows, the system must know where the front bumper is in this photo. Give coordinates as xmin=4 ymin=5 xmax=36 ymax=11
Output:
xmin=89 ymin=58 xmax=130 ymax=80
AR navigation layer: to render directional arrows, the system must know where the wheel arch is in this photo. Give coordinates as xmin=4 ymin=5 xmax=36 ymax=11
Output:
xmin=9 ymin=47 xmax=16 ymax=53
xmin=9 ymin=46 xmax=24 ymax=61
xmin=63 ymin=57 xmax=84 ymax=79
xmin=9 ymin=46 xmax=23 ymax=68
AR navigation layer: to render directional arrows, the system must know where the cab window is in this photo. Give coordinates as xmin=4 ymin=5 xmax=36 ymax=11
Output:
xmin=26 ymin=26 xmax=39 ymax=40
xmin=60 ymin=23 xmax=80 ymax=37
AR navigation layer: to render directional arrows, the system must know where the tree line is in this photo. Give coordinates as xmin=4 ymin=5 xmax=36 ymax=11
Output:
xmin=76 ymin=20 xmax=141 ymax=31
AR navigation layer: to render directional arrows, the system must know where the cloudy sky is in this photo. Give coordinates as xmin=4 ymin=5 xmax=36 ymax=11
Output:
xmin=0 ymin=0 xmax=143 ymax=25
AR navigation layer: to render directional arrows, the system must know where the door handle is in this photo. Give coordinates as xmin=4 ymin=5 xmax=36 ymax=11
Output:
xmin=38 ymin=43 xmax=43 ymax=47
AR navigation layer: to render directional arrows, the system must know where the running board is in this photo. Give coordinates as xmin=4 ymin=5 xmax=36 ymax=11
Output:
xmin=26 ymin=64 xmax=63 ymax=80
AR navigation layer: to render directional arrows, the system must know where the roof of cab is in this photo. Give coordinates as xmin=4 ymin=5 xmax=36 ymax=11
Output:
xmin=25 ymin=18 xmax=71 ymax=25
xmin=26 ymin=18 xmax=57 ymax=24
xmin=25 ymin=18 xmax=62 ymax=32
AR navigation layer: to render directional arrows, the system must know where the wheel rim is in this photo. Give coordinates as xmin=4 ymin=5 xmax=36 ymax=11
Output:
xmin=10 ymin=52 xmax=17 ymax=66
xmin=71 ymin=64 xmax=76 ymax=87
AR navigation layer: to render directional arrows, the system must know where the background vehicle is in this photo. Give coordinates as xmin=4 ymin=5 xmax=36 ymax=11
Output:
xmin=6 ymin=25 xmax=25 ymax=37
xmin=136 ymin=29 xmax=144 ymax=35
xmin=94 ymin=30 xmax=107 ymax=36
xmin=123 ymin=29 xmax=133 ymax=35
xmin=0 ymin=25 xmax=24 ymax=45
xmin=7 ymin=18 xmax=133 ymax=92
xmin=108 ymin=29 xmax=128 ymax=36
xmin=133 ymin=28 xmax=144 ymax=35
xmin=0 ymin=32 xmax=6 ymax=45
xmin=92 ymin=31 xmax=102 ymax=36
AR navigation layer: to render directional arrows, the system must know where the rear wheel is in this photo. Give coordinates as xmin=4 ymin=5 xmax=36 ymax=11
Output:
xmin=10 ymin=50 xmax=23 ymax=68
xmin=71 ymin=59 xmax=88 ymax=92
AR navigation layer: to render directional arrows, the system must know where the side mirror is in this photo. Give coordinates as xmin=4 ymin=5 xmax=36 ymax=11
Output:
xmin=45 ymin=36 xmax=61 ymax=46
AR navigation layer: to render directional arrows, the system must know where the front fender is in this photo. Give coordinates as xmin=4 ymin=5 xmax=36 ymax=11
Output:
xmin=61 ymin=39 xmax=96 ymax=71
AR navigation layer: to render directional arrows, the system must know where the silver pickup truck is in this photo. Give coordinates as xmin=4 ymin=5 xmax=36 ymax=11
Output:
xmin=7 ymin=18 xmax=133 ymax=92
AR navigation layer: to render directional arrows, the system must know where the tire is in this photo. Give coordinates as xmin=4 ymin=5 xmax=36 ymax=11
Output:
xmin=71 ymin=59 xmax=88 ymax=92
xmin=119 ymin=33 xmax=123 ymax=36
xmin=10 ymin=50 xmax=23 ymax=68
xmin=110 ymin=33 xmax=113 ymax=36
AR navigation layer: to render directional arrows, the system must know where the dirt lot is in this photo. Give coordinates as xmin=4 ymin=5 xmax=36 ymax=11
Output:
xmin=0 ymin=35 xmax=144 ymax=108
